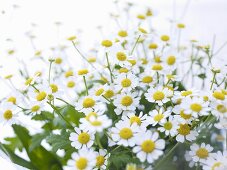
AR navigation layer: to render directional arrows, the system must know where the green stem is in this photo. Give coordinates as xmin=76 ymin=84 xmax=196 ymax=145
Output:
xmin=154 ymin=143 xmax=180 ymax=170
xmin=210 ymin=72 xmax=216 ymax=90
xmin=105 ymin=52 xmax=113 ymax=83
xmin=83 ymin=76 xmax=88 ymax=96
xmin=130 ymin=35 xmax=141 ymax=55
xmin=95 ymin=133 xmax=103 ymax=149
xmin=48 ymin=60 xmax=53 ymax=84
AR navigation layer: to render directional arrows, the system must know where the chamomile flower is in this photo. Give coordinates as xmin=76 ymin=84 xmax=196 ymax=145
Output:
xmin=188 ymin=143 xmax=213 ymax=163
xmin=67 ymin=148 xmax=96 ymax=170
xmin=210 ymin=90 xmax=226 ymax=103
xmin=158 ymin=115 xmax=179 ymax=136
xmin=146 ymin=108 xmax=171 ymax=126
xmin=80 ymin=112 xmax=112 ymax=132
xmin=122 ymin=112 xmax=148 ymax=128
xmin=139 ymin=72 xmax=155 ymax=89
xmin=113 ymin=92 xmax=140 ymax=115
xmin=0 ymin=102 xmax=17 ymax=125
xmin=115 ymin=73 xmax=138 ymax=92
xmin=75 ymin=95 xmax=99 ymax=114
xmin=28 ymin=101 xmax=45 ymax=114
xmin=94 ymin=149 xmax=110 ymax=170
xmin=173 ymin=89 xmax=198 ymax=102
xmin=210 ymin=100 xmax=227 ymax=119
xmin=173 ymin=105 xmax=194 ymax=124
xmin=201 ymin=151 xmax=227 ymax=170
xmin=176 ymin=124 xmax=198 ymax=143
xmin=111 ymin=120 xmax=140 ymax=147
xmin=145 ymin=86 xmax=172 ymax=106
xmin=69 ymin=127 xmax=95 ymax=149
xmin=181 ymin=96 xmax=210 ymax=117
xmin=133 ymin=131 xmax=165 ymax=163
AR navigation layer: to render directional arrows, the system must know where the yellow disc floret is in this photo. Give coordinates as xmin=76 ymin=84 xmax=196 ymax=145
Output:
xmin=121 ymin=96 xmax=133 ymax=106
xmin=119 ymin=128 xmax=133 ymax=139
xmin=141 ymin=140 xmax=155 ymax=153
xmin=3 ymin=110 xmax=13 ymax=120
xmin=153 ymin=91 xmax=165 ymax=101
xmin=78 ymin=132 xmax=90 ymax=144
xmin=83 ymin=98 xmax=95 ymax=108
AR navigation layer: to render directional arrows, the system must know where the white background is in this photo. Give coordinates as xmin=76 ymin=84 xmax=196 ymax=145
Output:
xmin=0 ymin=0 xmax=227 ymax=169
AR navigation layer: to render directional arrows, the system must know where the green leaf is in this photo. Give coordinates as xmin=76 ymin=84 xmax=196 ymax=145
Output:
xmin=109 ymin=151 xmax=131 ymax=170
xmin=0 ymin=143 xmax=35 ymax=169
xmin=29 ymin=131 xmax=50 ymax=152
xmin=12 ymin=124 xmax=63 ymax=170
xmin=46 ymin=131 xmax=72 ymax=153
xmin=32 ymin=111 xmax=54 ymax=121
xmin=4 ymin=136 xmax=23 ymax=152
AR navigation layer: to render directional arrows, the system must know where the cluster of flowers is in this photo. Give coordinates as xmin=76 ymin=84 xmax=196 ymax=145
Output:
xmin=1 ymin=2 xmax=227 ymax=170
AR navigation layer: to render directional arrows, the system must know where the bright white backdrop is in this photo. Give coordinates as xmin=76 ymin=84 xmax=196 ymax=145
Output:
xmin=0 ymin=0 xmax=227 ymax=169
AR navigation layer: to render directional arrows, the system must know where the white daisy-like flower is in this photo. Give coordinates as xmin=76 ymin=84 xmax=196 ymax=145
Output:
xmin=173 ymin=105 xmax=194 ymax=124
xmin=114 ymin=72 xmax=138 ymax=92
xmin=0 ymin=102 xmax=18 ymax=125
xmin=69 ymin=127 xmax=95 ymax=149
xmin=139 ymin=72 xmax=156 ymax=89
xmin=210 ymin=90 xmax=226 ymax=103
xmin=145 ymin=86 xmax=172 ymax=106
xmin=80 ymin=112 xmax=112 ymax=133
xmin=94 ymin=149 xmax=110 ymax=170
xmin=210 ymin=100 xmax=227 ymax=119
xmin=172 ymin=89 xmax=198 ymax=102
xmin=133 ymin=131 xmax=165 ymax=163
xmin=180 ymin=96 xmax=210 ymax=117
xmin=185 ymin=150 xmax=197 ymax=168
xmin=27 ymin=85 xmax=51 ymax=103
xmin=121 ymin=111 xmax=148 ymax=128
xmin=201 ymin=151 xmax=227 ymax=170
xmin=188 ymin=143 xmax=213 ymax=163
xmin=176 ymin=124 xmax=198 ymax=143
xmin=111 ymin=120 xmax=140 ymax=147
xmin=158 ymin=115 xmax=179 ymax=136
xmin=146 ymin=108 xmax=171 ymax=126
xmin=67 ymin=148 xmax=96 ymax=170
xmin=113 ymin=92 xmax=140 ymax=115
xmin=28 ymin=101 xmax=45 ymax=114
xmin=75 ymin=95 xmax=99 ymax=114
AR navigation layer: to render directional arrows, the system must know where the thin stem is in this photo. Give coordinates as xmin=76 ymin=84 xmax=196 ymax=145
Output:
xmin=48 ymin=60 xmax=53 ymax=84
xmin=95 ymin=133 xmax=103 ymax=149
xmin=105 ymin=52 xmax=113 ymax=83
xmin=130 ymin=35 xmax=141 ymax=55
xmin=83 ymin=76 xmax=88 ymax=96
xmin=210 ymin=72 xmax=216 ymax=90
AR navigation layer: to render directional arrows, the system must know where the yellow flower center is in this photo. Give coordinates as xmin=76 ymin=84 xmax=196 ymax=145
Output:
xmin=75 ymin=157 xmax=87 ymax=170
xmin=121 ymin=96 xmax=133 ymax=106
xmin=137 ymin=14 xmax=146 ymax=20
xmin=164 ymin=122 xmax=173 ymax=130
xmin=142 ymin=76 xmax=153 ymax=83
xmin=138 ymin=27 xmax=147 ymax=34
xmin=141 ymin=140 xmax=155 ymax=153
xmin=154 ymin=114 xmax=164 ymax=122
xmin=96 ymin=155 xmax=105 ymax=167
xmin=31 ymin=105 xmax=40 ymax=112
xmin=177 ymin=23 xmax=185 ymax=29
xmin=196 ymin=148 xmax=209 ymax=159
xmin=161 ymin=35 xmax=170 ymax=41
xmin=55 ymin=57 xmax=62 ymax=64
xmin=116 ymin=52 xmax=127 ymax=61
xmin=154 ymin=56 xmax=162 ymax=63
xmin=180 ymin=110 xmax=192 ymax=120
xmin=119 ymin=128 xmax=133 ymax=139
xmin=101 ymin=40 xmax=112 ymax=47
xmin=166 ymin=56 xmax=176 ymax=65
xmin=141 ymin=58 xmax=148 ymax=65
xmin=119 ymin=68 xmax=129 ymax=73
xmin=3 ymin=110 xmax=13 ymax=120
xmin=211 ymin=162 xmax=222 ymax=170
xmin=65 ymin=70 xmax=73 ymax=78
xmin=78 ymin=132 xmax=90 ymax=144
xmin=216 ymin=105 xmax=227 ymax=113
xmin=213 ymin=91 xmax=225 ymax=100
xmin=181 ymin=91 xmax=192 ymax=97
xmin=103 ymin=90 xmax=114 ymax=98
xmin=87 ymin=57 xmax=96 ymax=63
xmin=95 ymin=88 xmax=104 ymax=96
xmin=152 ymin=64 xmax=163 ymax=71
xmin=178 ymin=124 xmax=190 ymax=136
xmin=121 ymin=78 xmax=132 ymax=88
xmin=36 ymin=91 xmax=47 ymax=101
xmin=50 ymin=84 xmax=58 ymax=93
xmin=25 ymin=78 xmax=33 ymax=85
xmin=83 ymin=98 xmax=95 ymax=108
xmin=7 ymin=97 xmax=16 ymax=104
xmin=78 ymin=69 xmax=89 ymax=75
xmin=149 ymin=43 xmax=158 ymax=49
xmin=130 ymin=116 xmax=141 ymax=125
xmin=67 ymin=36 xmax=76 ymax=41
xmin=67 ymin=81 xmax=75 ymax=88
xmin=118 ymin=30 xmax=128 ymax=37
xmin=153 ymin=91 xmax=165 ymax=101
xmin=190 ymin=103 xmax=202 ymax=112
xmin=91 ymin=120 xmax=102 ymax=126
xmin=127 ymin=59 xmax=136 ymax=66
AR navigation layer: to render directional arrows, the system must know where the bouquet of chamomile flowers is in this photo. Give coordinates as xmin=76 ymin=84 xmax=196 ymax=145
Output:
xmin=0 ymin=1 xmax=227 ymax=170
